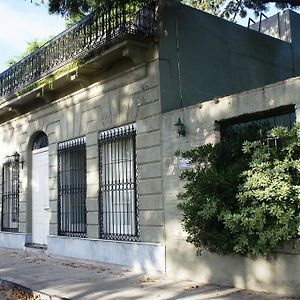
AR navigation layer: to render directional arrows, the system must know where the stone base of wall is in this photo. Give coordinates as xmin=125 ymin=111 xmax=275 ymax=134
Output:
xmin=0 ymin=232 xmax=31 ymax=250
xmin=47 ymin=235 xmax=165 ymax=273
xmin=166 ymin=243 xmax=300 ymax=297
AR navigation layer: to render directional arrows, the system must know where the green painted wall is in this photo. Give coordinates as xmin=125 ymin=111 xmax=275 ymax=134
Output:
xmin=159 ymin=4 xmax=299 ymax=112
xmin=289 ymin=11 xmax=300 ymax=75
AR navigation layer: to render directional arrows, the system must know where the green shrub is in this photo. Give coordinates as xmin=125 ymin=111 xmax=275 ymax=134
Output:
xmin=178 ymin=125 xmax=300 ymax=257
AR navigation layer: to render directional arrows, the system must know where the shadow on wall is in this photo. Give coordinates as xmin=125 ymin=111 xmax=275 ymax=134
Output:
xmin=164 ymin=145 xmax=300 ymax=297
xmin=166 ymin=235 xmax=300 ymax=297
xmin=0 ymin=54 xmax=160 ymax=246
xmin=162 ymin=79 xmax=300 ymax=298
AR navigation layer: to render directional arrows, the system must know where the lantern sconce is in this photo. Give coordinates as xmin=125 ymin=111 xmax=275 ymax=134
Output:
xmin=13 ymin=152 xmax=25 ymax=169
xmin=174 ymin=117 xmax=186 ymax=137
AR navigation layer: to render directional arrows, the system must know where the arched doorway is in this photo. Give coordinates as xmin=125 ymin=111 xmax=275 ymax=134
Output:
xmin=31 ymin=132 xmax=49 ymax=245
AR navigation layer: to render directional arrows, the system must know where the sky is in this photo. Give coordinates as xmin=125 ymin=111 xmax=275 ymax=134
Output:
xmin=0 ymin=0 xmax=66 ymax=73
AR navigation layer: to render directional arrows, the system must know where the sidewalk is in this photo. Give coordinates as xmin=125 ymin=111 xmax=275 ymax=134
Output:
xmin=0 ymin=248 xmax=294 ymax=300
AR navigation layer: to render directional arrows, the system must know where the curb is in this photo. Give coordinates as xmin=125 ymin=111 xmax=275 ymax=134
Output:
xmin=0 ymin=279 xmax=69 ymax=300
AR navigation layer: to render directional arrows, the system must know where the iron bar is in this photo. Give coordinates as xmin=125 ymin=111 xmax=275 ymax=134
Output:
xmin=221 ymin=109 xmax=296 ymax=139
xmin=99 ymin=124 xmax=138 ymax=241
xmin=1 ymin=154 xmax=20 ymax=232
xmin=58 ymin=137 xmax=87 ymax=237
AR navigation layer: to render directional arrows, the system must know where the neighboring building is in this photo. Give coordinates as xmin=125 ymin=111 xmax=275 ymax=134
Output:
xmin=0 ymin=1 xmax=299 ymax=297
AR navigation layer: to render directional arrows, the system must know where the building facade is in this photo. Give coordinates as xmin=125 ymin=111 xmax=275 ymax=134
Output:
xmin=0 ymin=1 xmax=299 ymax=297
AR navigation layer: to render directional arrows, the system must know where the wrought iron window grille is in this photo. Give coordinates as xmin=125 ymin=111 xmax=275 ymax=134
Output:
xmin=221 ymin=108 xmax=296 ymax=141
xmin=99 ymin=123 xmax=139 ymax=241
xmin=1 ymin=153 xmax=20 ymax=232
xmin=58 ymin=137 xmax=87 ymax=238
xmin=0 ymin=0 xmax=156 ymax=100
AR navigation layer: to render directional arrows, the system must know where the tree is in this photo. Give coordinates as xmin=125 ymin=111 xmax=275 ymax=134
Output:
xmin=6 ymin=39 xmax=49 ymax=67
xmin=33 ymin=0 xmax=300 ymax=20
xmin=31 ymin=0 xmax=154 ymax=27
xmin=32 ymin=0 xmax=114 ymax=19
xmin=190 ymin=0 xmax=300 ymax=20
xmin=177 ymin=125 xmax=300 ymax=257
xmin=47 ymin=0 xmax=102 ymax=18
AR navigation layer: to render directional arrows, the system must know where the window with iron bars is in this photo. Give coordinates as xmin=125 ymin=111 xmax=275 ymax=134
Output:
xmin=58 ymin=137 xmax=87 ymax=237
xmin=1 ymin=154 xmax=20 ymax=232
xmin=99 ymin=124 xmax=139 ymax=241
xmin=220 ymin=106 xmax=296 ymax=141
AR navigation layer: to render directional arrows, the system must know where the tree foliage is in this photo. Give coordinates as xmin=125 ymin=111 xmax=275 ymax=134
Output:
xmin=190 ymin=0 xmax=300 ymax=20
xmin=33 ymin=0 xmax=300 ymax=20
xmin=178 ymin=125 xmax=300 ymax=257
xmin=47 ymin=0 xmax=101 ymax=18
xmin=32 ymin=0 xmax=120 ymax=18
xmin=6 ymin=39 xmax=49 ymax=67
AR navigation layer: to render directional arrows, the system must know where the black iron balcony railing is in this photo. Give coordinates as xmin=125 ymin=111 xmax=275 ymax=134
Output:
xmin=0 ymin=0 xmax=155 ymax=100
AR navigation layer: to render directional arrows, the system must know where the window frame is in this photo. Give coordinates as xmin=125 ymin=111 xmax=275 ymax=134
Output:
xmin=219 ymin=105 xmax=296 ymax=140
xmin=98 ymin=123 xmax=139 ymax=242
xmin=57 ymin=137 xmax=87 ymax=238
xmin=32 ymin=132 xmax=49 ymax=150
xmin=1 ymin=154 xmax=20 ymax=232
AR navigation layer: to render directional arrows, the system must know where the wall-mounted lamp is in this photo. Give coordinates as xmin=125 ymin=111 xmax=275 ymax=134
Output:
xmin=174 ymin=117 xmax=186 ymax=137
xmin=12 ymin=152 xmax=25 ymax=169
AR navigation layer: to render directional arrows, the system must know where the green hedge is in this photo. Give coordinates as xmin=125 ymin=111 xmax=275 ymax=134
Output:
xmin=178 ymin=125 xmax=300 ymax=257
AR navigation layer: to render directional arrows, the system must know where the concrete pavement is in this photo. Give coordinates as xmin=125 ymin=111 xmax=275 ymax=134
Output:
xmin=0 ymin=248 xmax=295 ymax=300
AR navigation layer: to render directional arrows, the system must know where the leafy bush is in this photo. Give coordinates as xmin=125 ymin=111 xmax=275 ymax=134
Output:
xmin=178 ymin=125 xmax=300 ymax=257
